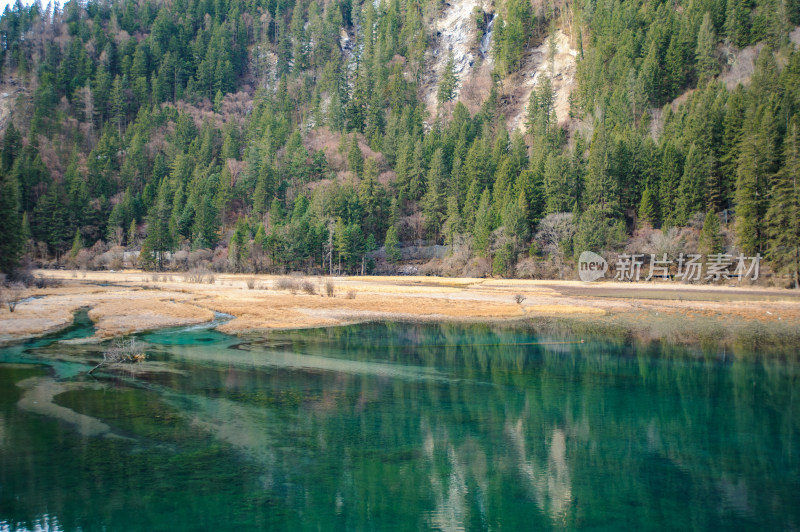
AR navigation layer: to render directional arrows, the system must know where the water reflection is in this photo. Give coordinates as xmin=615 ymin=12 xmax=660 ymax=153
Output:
xmin=0 ymin=320 xmax=798 ymax=530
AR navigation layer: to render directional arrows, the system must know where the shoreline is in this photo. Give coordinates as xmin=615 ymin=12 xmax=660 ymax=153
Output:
xmin=1 ymin=269 xmax=799 ymax=348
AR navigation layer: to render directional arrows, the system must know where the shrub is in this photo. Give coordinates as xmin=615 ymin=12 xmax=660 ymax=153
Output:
xmin=301 ymin=280 xmax=316 ymax=295
xmin=1 ymin=283 xmax=24 ymax=312
xmin=246 ymin=278 xmax=257 ymax=289
xmin=345 ymin=289 xmax=356 ymax=299
xmin=184 ymin=267 xmax=212 ymax=284
xmin=33 ymin=276 xmax=61 ymax=289
xmin=274 ymin=277 xmax=300 ymax=291
xmin=324 ymin=280 xmax=336 ymax=297
xmin=513 ymin=294 xmax=526 ymax=304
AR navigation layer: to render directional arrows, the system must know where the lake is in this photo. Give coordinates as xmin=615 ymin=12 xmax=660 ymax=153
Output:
xmin=1 ymin=312 xmax=798 ymax=530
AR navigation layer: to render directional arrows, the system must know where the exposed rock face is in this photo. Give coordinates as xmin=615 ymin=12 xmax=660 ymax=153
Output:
xmin=422 ymin=0 xmax=578 ymax=135
xmin=504 ymin=29 xmax=578 ymax=133
xmin=422 ymin=0 xmax=487 ymax=115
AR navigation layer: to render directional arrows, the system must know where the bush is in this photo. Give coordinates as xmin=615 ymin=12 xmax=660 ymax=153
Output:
xmin=33 ymin=276 xmax=61 ymax=289
xmin=184 ymin=267 xmax=213 ymax=284
xmin=324 ymin=280 xmax=336 ymax=297
xmin=246 ymin=278 xmax=257 ymax=289
xmin=345 ymin=289 xmax=356 ymax=299
xmin=514 ymin=257 xmax=540 ymax=279
xmin=301 ymin=280 xmax=316 ymax=295
xmin=274 ymin=277 xmax=300 ymax=292
xmin=513 ymin=294 xmax=526 ymax=304
xmin=1 ymin=283 xmax=24 ymax=312
xmin=188 ymin=249 xmax=213 ymax=269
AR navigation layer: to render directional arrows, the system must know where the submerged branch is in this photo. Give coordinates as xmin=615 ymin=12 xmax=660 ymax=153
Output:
xmin=87 ymin=337 xmax=147 ymax=375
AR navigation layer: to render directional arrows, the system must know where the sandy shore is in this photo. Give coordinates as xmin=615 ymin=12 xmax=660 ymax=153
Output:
xmin=1 ymin=270 xmax=799 ymax=344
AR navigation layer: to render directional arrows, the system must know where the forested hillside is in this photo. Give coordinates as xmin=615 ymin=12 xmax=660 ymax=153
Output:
xmin=0 ymin=0 xmax=798 ymax=285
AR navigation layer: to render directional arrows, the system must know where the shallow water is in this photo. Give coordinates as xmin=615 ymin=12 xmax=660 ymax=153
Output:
xmin=0 ymin=316 xmax=798 ymax=530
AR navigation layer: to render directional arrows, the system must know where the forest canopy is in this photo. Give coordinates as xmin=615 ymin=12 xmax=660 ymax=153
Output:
xmin=0 ymin=0 xmax=798 ymax=286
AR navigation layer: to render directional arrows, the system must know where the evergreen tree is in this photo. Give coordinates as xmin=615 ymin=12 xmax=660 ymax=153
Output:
xmin=660 ymin=141 xmax=684 ymax=226
xmin=33 ymin=183 xmax=71 ymax=257
xmin=228 ymin=216 xmax=250 ymax=272
xmin=128 ymin=218 xmax=138 ymax=247
xmin=638 ymin=187 xmax=657 ymax=227
xmin=472 ymin=189 xmax=493 ymax=257
xmin=347 ymin=134 xmax=364 ymax=178
xmin=384 ymin=225 xmax=401 ymax=263
xmin=443 ymin=195 xmax=462 ymax=246
xmin=699 ymin=210 xmax=724 ymax=256
xmin=696 ymin=13 xmax=720 ymax=82
xmin=70 ymin=228 xmax=82 ymax=258
xmin=422 ymin=147 xmax=447 ymax=239
xmin=766 ymin=120 xmax=800 ymax=288
xmin=676 ymin=144 xmax=709 ymax=225
xmin=543 ymin=153 xmax=571 ymax=214
xmin=141 ymin=179 xmax=174 ymax=270
xmin=437 ymin=52 xmax=458 ymax=104
xmin=734 ymin=105 xmax=778 ymax=255
xmin=0 ymin=171 xmax=22 ymax=273
xmin=584 ymin=124 xmax=620 ymax=218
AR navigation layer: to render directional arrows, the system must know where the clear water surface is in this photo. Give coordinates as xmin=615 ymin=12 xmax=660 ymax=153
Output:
xmin=0 ymin=311 xmax=798 ymax=530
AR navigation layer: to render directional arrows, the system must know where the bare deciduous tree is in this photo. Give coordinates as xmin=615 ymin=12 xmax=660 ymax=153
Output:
xmin=1 ymin=283 xmax=25 ymax=313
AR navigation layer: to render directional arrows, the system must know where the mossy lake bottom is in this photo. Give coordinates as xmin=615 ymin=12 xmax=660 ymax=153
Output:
xmin=1 ymin=312 xmax=798 ymax=530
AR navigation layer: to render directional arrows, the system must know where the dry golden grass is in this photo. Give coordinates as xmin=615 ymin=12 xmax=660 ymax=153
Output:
xmin=0 ymin=269 xmax=795 ymax=342
xmin=524 ymin=304 xmax=606 ymax=316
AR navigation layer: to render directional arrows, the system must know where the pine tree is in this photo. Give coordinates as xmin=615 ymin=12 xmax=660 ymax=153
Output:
xmin=384 ymin=225 xmax=401 ymax=263
xmin=543 ymin=153 xmax=571 ymax=214
xmin=437 ymin=52 xmax=458 ymax=104
xmin=472 ymin=189 xmax=493 ymax=257
xmin=33 ymin=183 xmax=71 ymax=257
xmin=348 ymin=133 xmax=364 ymax=178
xmin=128 ymin=218 xmax=138 ymax=248
xmin=214 ymin=165 xmax=234 ymax=224
xmin=0 ymin=171 xmax=22 ymax=273
xmin=638 ymin=187 xmax=657 ymax=227
xmin=1 ymin=122 xmax=22 ymax=172
xmin=70 ymin=228 xmax=83 ymax=258
xmin=142 ymin=179 xmax=174 ymax=270
xmin=725 ymin=0 xmax=750 ymax=47
xmin=766 ymin=120 xmax=800 ymax=288
xmin=228 ymin=216 xmax=250 ymax=272
xmin=408 ymin=139 xmax=426 ymax=201
xmin=734 ymin=135 xmax=761 ymax=256
xmin=676 ymin=144 xmax=708 ymax=225
xmin=422 ymin=147 xmax=447 ymax=239
xmin=660 ymin=141 xmax=684 ymax=226
xmin=359 ymin=158 xmax=383 ymax=238
xmin=443 ymin=195 xmax=462 ymax=246
xmin=502 ymin=189 xmax=528 ymax=243
xmin=696 ymin=13 xmax=720 ymax=83
xmin=734 ymin=105 xmax=778 ymax=255
xmin=699 ymin=210 xmax=723 ymax=256
xmin=584 ymin=124 xmax=620 ymax=217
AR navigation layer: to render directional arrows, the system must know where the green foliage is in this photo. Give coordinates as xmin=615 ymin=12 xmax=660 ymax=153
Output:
xmin=0 ymin=0 xmax=796 ymax=282
xmin=638 ymin=188 xmax=657 ymax=227
xmin=70 ymin=228 xmax=83 ymax=258
xmin=437 ymin=53 xmax=458 ymax=104
xmin=472 ymin=189 xmax=493 ymax=258
xmin=384 ymin=225 xmax=401 ymax=263
xmin=0 ymin=171 xmax=22 ymax=273
xmin=699 ymin=211 xmax=724 ymax=256
xmin=766 ymin=120 xmax=800 ymax=287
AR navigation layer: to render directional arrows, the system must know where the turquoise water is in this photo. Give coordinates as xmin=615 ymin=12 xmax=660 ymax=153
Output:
xmin=0 ymin=315 xmax=798 ymax=530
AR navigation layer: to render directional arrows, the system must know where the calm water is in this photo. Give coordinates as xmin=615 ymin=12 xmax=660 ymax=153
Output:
xmin=0 ymin=313 xmax=798 ymax=530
